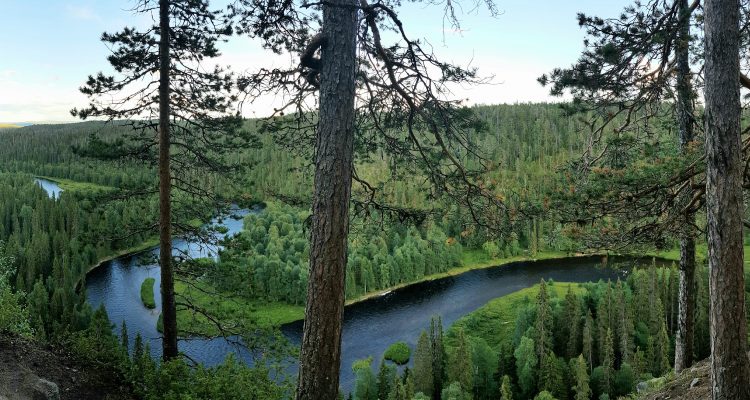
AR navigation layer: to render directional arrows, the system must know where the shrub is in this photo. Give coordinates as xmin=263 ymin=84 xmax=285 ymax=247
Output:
xmin=141 ymin=277 xmax=156 ymax=309
xmin=383 ymin=341 xmax=411 ymax=365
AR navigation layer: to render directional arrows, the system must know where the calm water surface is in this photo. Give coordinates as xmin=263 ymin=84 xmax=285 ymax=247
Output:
xmin=36 ymin=178 xmax=63 ymax=199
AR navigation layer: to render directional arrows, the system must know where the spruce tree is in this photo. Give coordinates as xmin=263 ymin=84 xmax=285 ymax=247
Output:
xmin=571 ymin=355 xmax=591 ymax=400
xmin=582 ymin=310 xmax=595 ymax=372
xmin=413 ymin=331 xmax=435 ymax=397
xmin=534 ymin=279 xmax=553 ymax=360
xmin=500 ymin=375 xmax=513 ymax=400
xmin=514 ymin=336 xmax=538 ymax=398
xmin=377 ymin=360 xmax=397 ymax=400
xmin=563 ymin=285 xmax=581 ymax=359
xmin=652 ymin=319 xmax=671 ymax=376
xmin=448 ymin=328 xmax=473 ymax=393
xmin=600 ymin=328 xmax=615 ymax=397
xmin=614 ymin=280 xmax=632 ymax=365
xmin=430 ymin=316 xmax=446 ymax=397
xmin=387 ymin=378 xmax=408 ymax=400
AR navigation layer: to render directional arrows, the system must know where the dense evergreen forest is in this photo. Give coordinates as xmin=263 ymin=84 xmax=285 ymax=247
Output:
xmin=2 ymin=0 xmax=750 ymax=399
xmin=0 ymin=102 xmax=737 ymax=400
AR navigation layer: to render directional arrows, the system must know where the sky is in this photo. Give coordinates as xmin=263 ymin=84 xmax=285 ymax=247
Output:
xmin=0 ymin=0 xmax=630 ymax=123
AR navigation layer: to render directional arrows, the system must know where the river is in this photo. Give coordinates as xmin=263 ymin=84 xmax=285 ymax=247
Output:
xmin=35 ymin=178 xmax=63 ymax=199
xmin=36 ymin=180 xmax=667 ymax=392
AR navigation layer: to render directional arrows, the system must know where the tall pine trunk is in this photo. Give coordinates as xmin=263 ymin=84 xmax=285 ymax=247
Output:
xmin=295 ymin=0 xmax=357 ymax=397
xmin=158 ymin=0 xmax=178 ymax=361
xmin=704 ymin=0 xmax=750 ymax=397
xmin=674 ymin=0 xmax=696 ymax=374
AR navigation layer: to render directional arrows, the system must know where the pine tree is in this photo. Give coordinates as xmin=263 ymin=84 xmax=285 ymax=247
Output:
xmin=571 ymin=355 xmax=591 ymax=400
xmin=413 ymin=331 xmax=434 ymax=397
xmin=703 ymin=3 xmax=750 ymax=382
xmin=74 ymin=0 xmax=244 ymax=361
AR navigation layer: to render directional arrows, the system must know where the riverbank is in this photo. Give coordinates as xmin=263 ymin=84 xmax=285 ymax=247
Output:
xmin=173 ymin=249 xmax=587 ymax=335
xmin=36 ymin=175 xmax=113 ymax=192
xmin=650 ymin=243 xmax=750 ymax=271
xmin=346 ymin=249 xmax=570 ymax=305
xmin=446 ymin=282 xmax=585 ymax=349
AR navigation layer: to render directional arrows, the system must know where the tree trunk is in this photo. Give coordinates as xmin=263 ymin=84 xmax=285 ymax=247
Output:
xmin=295 ymin=0 xmax=357 ymax=397
xmin=674 ymin=0 xmax=696 ymax=374
xmin=158 ymin=0 xmax=178 ymax=362
xmin=704 ymin=0 xmax=750 ymax=398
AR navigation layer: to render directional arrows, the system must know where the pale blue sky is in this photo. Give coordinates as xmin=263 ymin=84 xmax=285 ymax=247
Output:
xmin=0 ymin=0 xmax=628 ymax=122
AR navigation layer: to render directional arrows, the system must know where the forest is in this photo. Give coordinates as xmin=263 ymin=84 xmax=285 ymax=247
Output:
xmin=1 ymin=0 xmax=750 ymax=399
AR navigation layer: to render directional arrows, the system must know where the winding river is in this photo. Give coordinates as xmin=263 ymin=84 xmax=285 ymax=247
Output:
xmin=38 ymin=180 xmax=669 ymax=392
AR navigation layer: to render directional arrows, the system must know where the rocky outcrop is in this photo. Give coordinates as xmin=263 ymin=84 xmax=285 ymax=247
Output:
xmin=0 ymin=334 xmax=133 ymax=400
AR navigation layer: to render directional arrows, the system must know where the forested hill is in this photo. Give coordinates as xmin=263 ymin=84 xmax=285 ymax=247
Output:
xmin=0 ymin=103 xmax=592 ymax=201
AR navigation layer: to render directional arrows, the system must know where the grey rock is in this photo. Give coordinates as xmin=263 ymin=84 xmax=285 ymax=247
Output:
xmin=637 ymin=381 xmax=649 ymax=393
xmin=32 ymin=378 xmax=59 ymax=400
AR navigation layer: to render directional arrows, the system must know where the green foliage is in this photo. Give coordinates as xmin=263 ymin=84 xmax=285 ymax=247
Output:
xmin=500 ymin=375 xmax=513 ymax=400
xmin=377 ymin=360 xmax=397 ymax=400
xmin=430 ymin=316 xmax=446 ymax=396
xmin=570 ymin=355 xmax=591 ymax=400
xmin=412 ymin=331 xmax=434 ymax=397
xmin=441 ymin=382 xmax=471 ymax=400
xmin=448 ymin=328 xmax=473 ymax=393
xmin=140 ymin=277 xmax=156 ymax=309
xmin=534 ymin=391 xmax=557 ymax=400
xmin=0 ymin=243 xmax=32 ymax=337
xmin=353 ymin=358 xmax=378 ymax=400
xmin=515 ymin=336 xmax=538 ymax=398
xmin=212 ymin=203 xmax=463 ymax=306
xmin=613 ymin=363 xmax=636 ymax=397
xmin=384 ymin=341 xmax=411 ymax=365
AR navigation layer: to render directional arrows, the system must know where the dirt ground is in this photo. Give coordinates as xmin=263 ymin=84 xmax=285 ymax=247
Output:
xmin=0 ymin=334 xmax=134 ymax=400
xmin=638 ymin=358 xmax=711 ymax=400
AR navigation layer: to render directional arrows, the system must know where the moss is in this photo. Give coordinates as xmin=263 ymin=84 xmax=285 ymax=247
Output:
xmin=383 ymin=341 xmax=411 ymax=365
xmin=140 ymin=278 xmax=156 ymax=309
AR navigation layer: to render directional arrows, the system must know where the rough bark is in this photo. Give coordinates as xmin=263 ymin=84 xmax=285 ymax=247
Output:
xmin=674 ymin=0 xmax=697 ymax=374
xmin=158 ymin=0 xmax=179 ymax=361
xmin=294 ymin=0 xmax=357 ymax=398
xmin=704 ymin=0 xmax=750 ymax=398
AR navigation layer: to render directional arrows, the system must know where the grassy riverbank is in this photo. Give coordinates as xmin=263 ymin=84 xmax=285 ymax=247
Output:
xmin=172 ymin=249 xmax=578 ymax=335
xmin=446 ymin=282 xmax=585 ymax=349
xmin=37 ymin=175 xmax=114 ymax=192
xmin=347 ymin=249 xmax=570 ymax=304
xmin=650 ymin=243 xmax=750 ymax=271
